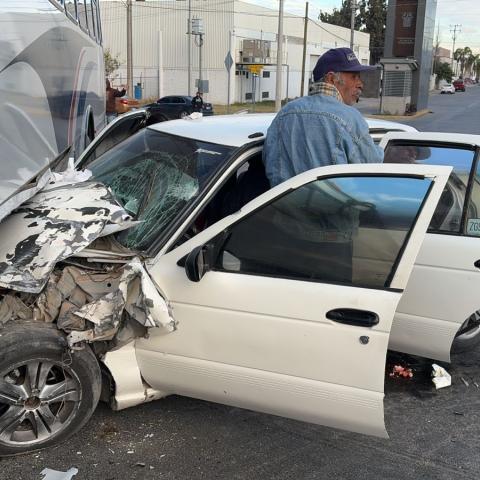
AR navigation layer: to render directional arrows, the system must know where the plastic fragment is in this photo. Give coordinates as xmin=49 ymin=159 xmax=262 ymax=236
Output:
xmin=461 ymin=377 xmax=470 ymax=387
xmin=40 ymin=468 xmax=78 ymax=480
xmin=432 ymin=363 xmax=451 ymax=389
xmin=389 ymin=364 xmax=413 ymax=379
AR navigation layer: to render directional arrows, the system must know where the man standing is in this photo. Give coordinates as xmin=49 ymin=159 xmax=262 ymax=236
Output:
xmin=105 ymin=79 xmax=126 ymax=124
xmin=192 ymin=91 xmax=204 ymax=113
xmin=263 ymin=48 xmax=383 ymax=187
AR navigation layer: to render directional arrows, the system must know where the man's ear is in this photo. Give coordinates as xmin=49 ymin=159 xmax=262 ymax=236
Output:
xmin=324 ymin=71 xmax=336 ymax=84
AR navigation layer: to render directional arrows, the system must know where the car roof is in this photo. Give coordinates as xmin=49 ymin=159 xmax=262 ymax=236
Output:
xmin=148 ymin=113 xmax=417 ymax=147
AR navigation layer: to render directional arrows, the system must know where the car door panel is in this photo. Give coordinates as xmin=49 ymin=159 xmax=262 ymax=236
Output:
xmin=392 ymin=234 xmax=480 ymax=361
xmin=137 ymin=163 xmax=450 ymax=437
xmin=75 ymin=110 xmax=148 ymax=168
xmin=381 ymin=132 xmax=480 ymax=361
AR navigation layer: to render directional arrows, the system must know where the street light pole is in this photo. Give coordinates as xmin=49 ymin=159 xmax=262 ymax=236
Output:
xmin=275 ymin=0 xmax=284 ymax=112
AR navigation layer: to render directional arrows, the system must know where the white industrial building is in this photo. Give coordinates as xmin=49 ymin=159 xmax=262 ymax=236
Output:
xmin=100 ymin=0 xmax=371 ymax=104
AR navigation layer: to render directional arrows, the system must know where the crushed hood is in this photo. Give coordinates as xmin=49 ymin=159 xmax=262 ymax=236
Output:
xmin=0 ymin=179 xmax=136 ymax=293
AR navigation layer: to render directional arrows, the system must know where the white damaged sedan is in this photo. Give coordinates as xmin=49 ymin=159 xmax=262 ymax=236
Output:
xmin=0 ymin=113 xmax=460 ymax=455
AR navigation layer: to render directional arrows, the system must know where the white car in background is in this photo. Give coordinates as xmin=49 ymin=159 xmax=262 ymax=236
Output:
xmin=440 ymin=84 xmax=456 ymax=94
xmin=0 ymin=112 xmax=462 ymax=456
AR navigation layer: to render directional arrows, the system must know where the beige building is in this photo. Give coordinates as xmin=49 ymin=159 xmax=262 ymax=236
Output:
xmin=100 ymin=0 xmax=371 ymax=104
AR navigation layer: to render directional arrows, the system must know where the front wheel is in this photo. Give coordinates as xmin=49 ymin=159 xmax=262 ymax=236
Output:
xmin=0 ymin=323 xmax=101 ymax=456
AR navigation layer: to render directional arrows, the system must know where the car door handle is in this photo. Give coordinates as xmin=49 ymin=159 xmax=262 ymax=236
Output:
xmin=326 ymin=309 xmax=379 ymax=327
xmin=474 ymin=260 xmax=480 ymax=269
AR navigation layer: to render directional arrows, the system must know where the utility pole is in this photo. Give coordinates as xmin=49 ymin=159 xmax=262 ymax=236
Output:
xmin=192 ymin=18 xmax=204 ymax=92
xmin=275 ymin=0 xmax=284 ymax=112
xmin=126 ymin=0 xmax=133 ymax=97
xmin=350 ymin=0 xmax=356 ymax=51
xmin=187 ymin=0 xmax=192 ymax=95
xmin=450 ymin=24 xmax=461 ymax=69
xmin=300 ymin=2 xmax=309 ymax=97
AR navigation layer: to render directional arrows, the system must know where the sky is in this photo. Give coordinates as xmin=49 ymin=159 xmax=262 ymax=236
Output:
xmin=248 ymin=0 xmax=480 ymax=53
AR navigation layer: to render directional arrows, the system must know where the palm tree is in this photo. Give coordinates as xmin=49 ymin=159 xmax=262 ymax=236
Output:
xmin=465 ymin=53 xmax=478 ymax=79
xmin=461 ymin=47 xmax=473 ymax=77
xmin=454 ymin=48 xmax=464 ymax=77
xmin=474 ymin=55 xmax=480 ymax=83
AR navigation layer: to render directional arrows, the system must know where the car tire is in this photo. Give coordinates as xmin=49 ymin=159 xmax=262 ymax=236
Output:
xmin=0 ymin=322 xmax=101 ymax=457
xmin=451 ymin=312 xmax=480 ymax=354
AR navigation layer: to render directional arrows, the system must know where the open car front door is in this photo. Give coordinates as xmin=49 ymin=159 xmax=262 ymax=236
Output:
xmin=381 ymin=132 xmax=480 ymax=361
xmin=137 ymin=163 xmax=450 ymax=438
xmin=75 ymin=109 xmax=150 ymax=169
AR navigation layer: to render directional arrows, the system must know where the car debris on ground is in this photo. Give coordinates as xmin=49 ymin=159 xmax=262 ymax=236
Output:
xmin=432 ymin=363 xmax=452 ymax=389
xmin=40 ymin=467 xmax=78 ymax=480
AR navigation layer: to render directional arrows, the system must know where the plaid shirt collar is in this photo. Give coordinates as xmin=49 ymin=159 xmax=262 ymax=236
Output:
xmin=308 ymin=81 xmax=343 ymax=103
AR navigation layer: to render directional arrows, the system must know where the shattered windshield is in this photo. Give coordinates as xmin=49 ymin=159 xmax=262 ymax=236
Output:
xmin=89 ymin=128 xmax=233 ymax=251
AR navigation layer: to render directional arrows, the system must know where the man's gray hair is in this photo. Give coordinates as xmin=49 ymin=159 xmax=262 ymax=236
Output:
xmin=318 ymin=72 xmax=344 ymax=85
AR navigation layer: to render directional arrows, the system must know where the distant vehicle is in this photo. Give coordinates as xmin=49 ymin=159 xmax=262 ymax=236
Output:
xmin=115 ymin=95 xmax=140 ymax=114
xmin=453 ymin=79 xmax=466 ymax=92
xmin=145 ymin=95 xmax=214 ymax=122
xmin=440 ymin=84 xmax=456 ymax=94
xmin=0 ymin=0 xmax=105 ymax=213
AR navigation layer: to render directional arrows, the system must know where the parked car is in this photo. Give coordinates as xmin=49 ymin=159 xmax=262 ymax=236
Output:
xmin=440 ymin=84 xmax=456 ymax=94
xmin=144 ymin=95 xmax=214 ymax=121
xmin=115 ymin=95 xmax=140 ymax=114
xmin=453 ymin=79 xmax=466 ymax=92
xmin=0 ymin=113 xmax=463 ymax=456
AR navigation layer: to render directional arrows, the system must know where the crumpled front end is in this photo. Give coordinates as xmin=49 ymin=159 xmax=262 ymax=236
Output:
xmin=0 ymin=169 xmax=176 ymax=350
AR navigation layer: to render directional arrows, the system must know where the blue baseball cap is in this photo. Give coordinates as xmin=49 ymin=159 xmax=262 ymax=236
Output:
xmin=313 ymin=48 xmax=376 ymax=81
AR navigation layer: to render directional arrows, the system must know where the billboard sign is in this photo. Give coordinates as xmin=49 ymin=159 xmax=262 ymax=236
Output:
xmin=393 ymin=0 xmax=418 ymax=57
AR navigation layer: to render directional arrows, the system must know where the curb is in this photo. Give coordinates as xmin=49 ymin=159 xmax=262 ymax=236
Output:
xmin=365 ymin=109 xmax=432 ymax=121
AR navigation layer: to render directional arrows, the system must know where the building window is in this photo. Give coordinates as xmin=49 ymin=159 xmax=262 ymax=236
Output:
xmin=262 ymin=91 xmax=269 ymax=99
xmin=262 ymin=71 xmax=270 ymax=78
xmin=245 ymin=93 xmax=253 ymax=100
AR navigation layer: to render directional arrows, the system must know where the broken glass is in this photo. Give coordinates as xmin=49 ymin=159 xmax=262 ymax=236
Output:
xmin=90 ymin=130 xmax=233 ymax=251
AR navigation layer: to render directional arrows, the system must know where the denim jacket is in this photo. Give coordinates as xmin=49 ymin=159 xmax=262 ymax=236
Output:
xmin=263 ymin=94 xmax=384 ymax=187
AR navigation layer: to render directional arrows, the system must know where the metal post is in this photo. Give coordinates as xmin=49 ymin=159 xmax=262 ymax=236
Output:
xmin=350 ymin=0 xmax=356 ymax=50
xmin=126 ymin=0 xmax=133 ymax=97
xmin=275 ymin=0 xmax=284 ymax=111
xmin=450 ymin=24 xmax=461 ymax=69
xmin=187 ymin=0 xmax=191 ymax=95
xmin=227 ymin=31 xmax=232 ymax=113
xmin=198 ymin=33 xmax=203 ymax=90
xmin=300 ymin=2 xmax=309 ymax=96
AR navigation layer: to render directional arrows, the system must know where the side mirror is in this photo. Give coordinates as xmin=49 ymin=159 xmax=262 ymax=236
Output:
xmin=185 ymin=245 xmax=210 ymax=282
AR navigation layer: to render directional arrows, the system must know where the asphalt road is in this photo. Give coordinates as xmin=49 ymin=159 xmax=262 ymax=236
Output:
xmin=2 ymin=349 xmax=480 ymax=480
xmin=403 ymin=84 xmax=480 ymax=134
xmin=3 ymin=87 xmax=480 ymax=480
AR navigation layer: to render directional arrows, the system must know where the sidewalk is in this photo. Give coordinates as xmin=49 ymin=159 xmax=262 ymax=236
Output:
xmin=354 ymin=96 xmax=431 ymax=121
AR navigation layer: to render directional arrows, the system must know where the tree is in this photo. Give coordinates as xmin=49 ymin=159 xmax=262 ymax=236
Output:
xmin=104 ymin=48 xmax=122 ymax=79
xmin=435 ymin=62 xmax=453 ymax=86
xmin=464 ymin=50 xmax=476 ymax=78
xmin=358 ymin=0 xmax=387 ymax=64
xmin=453 ymin=47 xmax=472 ymax=78
xmin=474 ymin=55 xmax=480 ymax=82
xmin=320 ymin=1 xmax=352 ymax=28
xmin=319 ymin=0 xmax=387 ymax=65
